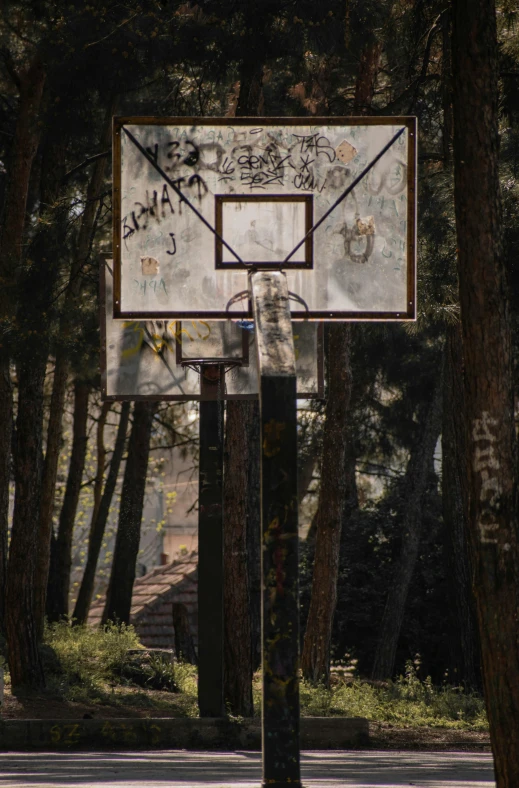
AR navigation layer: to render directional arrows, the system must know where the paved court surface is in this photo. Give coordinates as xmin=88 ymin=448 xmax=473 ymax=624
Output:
xmin=0 ymin=750 xmax=495 ymax=787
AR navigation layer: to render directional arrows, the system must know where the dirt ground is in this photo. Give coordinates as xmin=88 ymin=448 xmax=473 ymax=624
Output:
xmin=369 ymin=722 xmax=491 ymax=751
xmin=0 ymin=687 xmax=193 ymax=721
xmin=0 ymin=690 xmax=491 ymax=751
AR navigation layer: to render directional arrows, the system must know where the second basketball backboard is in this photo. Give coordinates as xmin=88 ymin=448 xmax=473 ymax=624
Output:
xmin=101 ymin=263 xmax=323 ymax=400
xmin=113 ymin=117 xmax=416 ymax=321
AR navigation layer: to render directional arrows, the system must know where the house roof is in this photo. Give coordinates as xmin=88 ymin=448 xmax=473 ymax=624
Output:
xmin=88 ymin=551 xmax=198 ymax=627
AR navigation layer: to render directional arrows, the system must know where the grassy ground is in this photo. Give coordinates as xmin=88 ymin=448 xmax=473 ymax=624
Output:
xmin=1 ymin=623 xmax=488 ymax=734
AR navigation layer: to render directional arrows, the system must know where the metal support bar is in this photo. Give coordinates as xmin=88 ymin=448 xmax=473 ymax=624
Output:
xmin=250 ymin=271 xmax=302 ymax=788
xmin=198 ymin=365 xmax=225 ymax=717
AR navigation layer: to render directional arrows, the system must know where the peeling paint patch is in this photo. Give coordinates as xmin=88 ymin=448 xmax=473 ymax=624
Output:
xmin=355 ymin=215 xmax=375 ymax=236
xmin=141 ymin=255 xmax=160 ymax=275
xmin=336 ymin=139 xmax=357 ymax=165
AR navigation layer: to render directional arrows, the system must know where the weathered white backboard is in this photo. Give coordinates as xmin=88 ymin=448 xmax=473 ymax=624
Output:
xmin=101 ymin=263 xmax=323 ymax=400
xmin=113 ymin=117 xmax=416 ymax=321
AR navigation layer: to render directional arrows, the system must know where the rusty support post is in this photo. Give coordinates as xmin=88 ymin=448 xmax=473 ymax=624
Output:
xmin=198 ymin=365 xmax=225 ymax=717
xmin=250 ymin=271 xmax=302 ymax=788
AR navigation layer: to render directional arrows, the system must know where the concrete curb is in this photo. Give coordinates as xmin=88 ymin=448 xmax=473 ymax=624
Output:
xmin=0 ymin=716 xmax=369 ymax=751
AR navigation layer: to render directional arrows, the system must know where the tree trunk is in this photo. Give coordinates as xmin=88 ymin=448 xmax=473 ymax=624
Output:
xmin=92 ymin=402 xmax=111 ymax=528
xmin=354 ymin=40 xmax=382 ymax=113
xmin=442 ymin=323 xmax=481 ymax=690
xmin=223 ymin=400 xmax=253 ymax=716
xmin=302 ymin=35 xmax=378 ymax=685
xmin=297 ymin=419 xmax=323 ymax=507
xmin=0 ymin=55 xmax=45 ymax=645
xmin=371 ymin=375 xmax=443 ymax=681
xmin=220 ymin=48 xmax=263 ymax=704
xmin=245 ymin=402 xmax=261 ymax=672
xmin=172 ymin=603 xmax=197 ymax=665
xmin=46 ymin=380 xmax=90 ymax=621
xmin=301 ymin=324 xmax=353 ymax=686
xmin=9 ymin=129 xmax=69 ymax=660
xmin=236 ymin=60 xmax=264 ymax=117
xmin=5 ymin=78 xmax=73 ymax=696
xmin=452 ymin=1 xmax=519 ymax=783
xmin=35 ymin=102 xmax=113 ymax=636
xmin=102 ymin=402 xmax=156 ymax=625
xmin=5 ymin=352 xmax=47 ymax=690
xmin=73 ymin=402 xmax=130 ymax=625
xmin=0 ymin=359 xmax=10 ymax=639
xmin=441 ymin=9 xmax=453 ymax=165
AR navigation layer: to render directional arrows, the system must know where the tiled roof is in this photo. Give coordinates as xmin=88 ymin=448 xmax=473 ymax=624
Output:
xmin=88 ymin=551 xmax=198 ymax=629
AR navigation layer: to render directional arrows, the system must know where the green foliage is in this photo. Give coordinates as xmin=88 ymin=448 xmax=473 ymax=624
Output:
xmin=42 ymin=623 xmax=486 ymax=727
xmin=253 ymin=662 xmax=487 ymax=728
xmin=116 ymin=652 xmax=178 ymax=692
xmin=44 ymin=620 xmax=142 ymax=692
xmin=42 ymin=621 xmax=198 ymax=715
xmin=299 ymin=662 xmax=487 ymax=729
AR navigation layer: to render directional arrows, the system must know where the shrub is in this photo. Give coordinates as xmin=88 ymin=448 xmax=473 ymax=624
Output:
xmin=117 ymin=652 xmax=178 ymax=692
xmin=44 ymin=620 xmax=143 ymax=692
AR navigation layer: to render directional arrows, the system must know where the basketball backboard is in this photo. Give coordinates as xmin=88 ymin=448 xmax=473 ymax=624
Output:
xmin=101 ymin=262 xmax=324 ymax=400
xmin=113 ymin=117 xmax=416 ymax=321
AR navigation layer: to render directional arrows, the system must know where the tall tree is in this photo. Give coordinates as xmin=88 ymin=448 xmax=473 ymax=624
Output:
xmin=223 ymin=400 xmax=253 ymax=716
xmin=301 ymin=16 xmax=382 ymax=685
xmin=371 ymin=375 xmax=443 ymax=680
xmin=222 ymin=38 xmax=264 ymax=712
xmin=452 ymin=0 xmax=519 ymax=782
xmin=102 ymin=401 xmax=156 ymax=625
xmin=0 ymin=52 xmax=45 ymax=650
xmin=301 ymin=324 xmax=352 ymax=685
xmin=442 ymin=323 xmax=481 ymax=689
xmin=46 ymin=379 xmax=90 ymax=622
xmin=73 ymin=402 xmax=130 ymax=625
xmin=35 ymin=101 xmax=114 ymax=635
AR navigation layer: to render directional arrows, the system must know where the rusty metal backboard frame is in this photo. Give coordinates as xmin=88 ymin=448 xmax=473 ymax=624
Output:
xmin=113 ymin=116 xmax=416 ymax=321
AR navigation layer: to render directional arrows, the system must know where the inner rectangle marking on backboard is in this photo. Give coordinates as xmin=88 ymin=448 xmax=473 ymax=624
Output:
xmin=215 ymin=195 xmax=313 ymax=269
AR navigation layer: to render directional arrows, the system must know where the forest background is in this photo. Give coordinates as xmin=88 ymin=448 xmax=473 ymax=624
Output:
xmin=0 ymin=0 xmax=518 ymax=784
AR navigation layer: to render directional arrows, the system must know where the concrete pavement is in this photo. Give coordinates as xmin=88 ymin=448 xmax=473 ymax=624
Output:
xmin=0 ymin=750 xmax=495 ymax=787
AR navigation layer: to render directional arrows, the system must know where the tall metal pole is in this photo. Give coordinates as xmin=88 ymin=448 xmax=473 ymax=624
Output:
xmin=251 ymin=272 xmax=302 ymax=788
xmin=197 ymin=365 xmax=225 ymax=717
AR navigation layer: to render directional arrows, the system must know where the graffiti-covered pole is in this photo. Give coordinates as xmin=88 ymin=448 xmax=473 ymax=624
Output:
xmin=198 ymin=366 xmax=225 ymax=717
xmin=250 ymin=271 xmax=302 ymax=788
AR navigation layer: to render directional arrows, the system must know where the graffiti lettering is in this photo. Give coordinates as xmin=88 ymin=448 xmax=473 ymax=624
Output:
xmin=367 ymin=160 xmax=407 ymax=196
xmin=122 ymin=173 xmax=208 ymax=241
xmin=122 ymin=320 xmax=214 ymax=363
xmin=218 ymin=156 xmax=235 ymax=182
xmin=134 ymin=190 xmax=159 ymax=230
xmin=292 ymin=133 xmax=336 ymax=162
xmin=167 ymin=232 xmax=176 ymax=256
xmin=132 ymin=278 xmax=168 ymax=296
xmin=472 ymin=412 xmax=501 ymax=544
xmin=237 ymin=145 xmax=291 ymax=189
xmin=161 ymin=184 xmax=175 ymax=216
xmin=335 ymin=221 xmax=375 ymax=264
xmin=293 ymin=171 xmax=324 ymax=192
xmin=188 ymin=173 xmax=208 ymax=200
xmin=145 ymin=143 xmax=159 ymax=166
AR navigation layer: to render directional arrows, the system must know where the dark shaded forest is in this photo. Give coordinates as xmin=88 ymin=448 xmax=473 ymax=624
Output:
xmin=1 ymin=0 xmax=519 ymax=783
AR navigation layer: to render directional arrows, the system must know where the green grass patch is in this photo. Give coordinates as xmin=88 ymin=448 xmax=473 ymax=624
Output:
xmin=298 ymin=662 xmax=487 ymax=730
xmin=41 ymin=625 xmax=487 ymax=728
xmin=42 ymin=621 xmax=198 ymax=716
xmin=44 ymin=620 xmax=142 ymax=690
